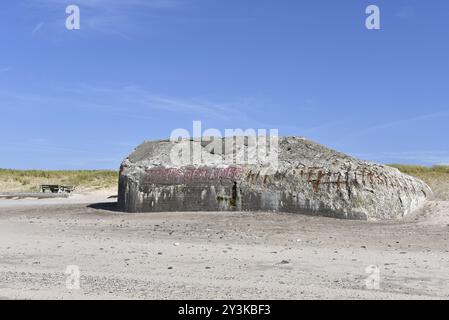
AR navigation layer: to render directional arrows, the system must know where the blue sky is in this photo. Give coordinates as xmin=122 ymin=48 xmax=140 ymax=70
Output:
xmin=1 ymin=0 xmax=448 ymax=169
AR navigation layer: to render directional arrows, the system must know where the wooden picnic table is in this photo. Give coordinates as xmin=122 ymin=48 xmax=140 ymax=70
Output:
xmin=40 ymin=185 xmax=75 ymax=194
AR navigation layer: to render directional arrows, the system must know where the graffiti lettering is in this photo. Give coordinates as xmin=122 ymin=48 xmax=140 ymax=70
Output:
xmin=145 ymin=167 xmax=243 ymax=184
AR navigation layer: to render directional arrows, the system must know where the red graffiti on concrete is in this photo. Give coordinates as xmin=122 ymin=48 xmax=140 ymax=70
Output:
xmin=145 ymin=167 xmax=243 ymax=184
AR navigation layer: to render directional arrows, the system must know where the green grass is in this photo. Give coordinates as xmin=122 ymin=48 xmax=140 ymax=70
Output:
xmin=0 ymin=169 xmax=118 ymax=192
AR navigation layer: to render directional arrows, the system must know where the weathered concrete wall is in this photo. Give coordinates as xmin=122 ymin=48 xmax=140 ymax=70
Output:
xmin=118 ymin=166 xmax=242 ymax=213
xmin=118 ymin=137 xmax=432 ymax=221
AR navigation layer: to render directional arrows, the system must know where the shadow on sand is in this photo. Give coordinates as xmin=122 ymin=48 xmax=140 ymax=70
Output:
xmin=88 ymin=201 xmax=119 ymax=212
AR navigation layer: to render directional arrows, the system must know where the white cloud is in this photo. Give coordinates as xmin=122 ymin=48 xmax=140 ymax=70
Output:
xmin=0 ymin=84 xmax=248 ymax=122
xmin=25 ymin=0 xmax=185 ymax=39
xmin=32 ymin=22 xmax=45 ymax=35
xmin=79 ymin=84 xmax=247 ymax=121
xmin=337 ymin=111 xmax=449 ymax=144
xmin=34 ymin=0 xmax=180 ymax=9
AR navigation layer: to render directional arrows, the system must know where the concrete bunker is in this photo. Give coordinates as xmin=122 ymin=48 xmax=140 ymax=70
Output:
xmin=118 ymin=136 xmax=432 ymax=221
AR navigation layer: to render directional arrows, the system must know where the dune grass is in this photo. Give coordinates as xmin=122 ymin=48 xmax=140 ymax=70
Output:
xmin=0 ymin=169 xmax=118 ymax=192
xmin=389 ymin=164 xmax=449 ymax=182
xmin=389 ymin=164 xmax=449 ymax=176
xmin=389 ymin=164 xmax=449 ymax=200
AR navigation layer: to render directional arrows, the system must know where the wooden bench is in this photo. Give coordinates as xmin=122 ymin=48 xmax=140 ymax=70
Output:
xmin=40 ymin=185 xmax=75 ymax=194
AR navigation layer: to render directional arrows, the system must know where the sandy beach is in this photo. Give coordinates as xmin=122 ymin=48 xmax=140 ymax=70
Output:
xmin=0 ymin=190 xmax=448 ymax=300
